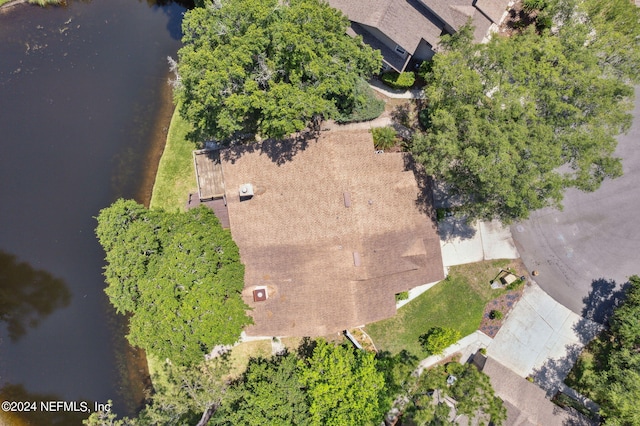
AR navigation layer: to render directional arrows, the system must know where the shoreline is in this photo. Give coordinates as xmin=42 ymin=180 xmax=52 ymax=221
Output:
xmin=136 ymin=73 xmax=177 ymax=208
xmin=0 ymin=0 xmax=28 ymax=13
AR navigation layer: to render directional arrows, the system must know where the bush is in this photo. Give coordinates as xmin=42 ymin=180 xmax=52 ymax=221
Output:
xmin=506 ymin=278 xmax=524 ymax=291
xmin=419 ymin=327 xmax=461 ymax=356
xmin=395 ymin=291 xmax=409 ymax=302
xmin=335 ymin=78 xmax=385 ymax=124
xmin=489 ymin=310 xmax=503 ymax=320
xmin=418 ymin=108 xmax=431 ymax=129
xmin=371 ymin=126 xmax=397 ymax=150
xmin=417 ymin=60 xmax=433 ymax=79
xmin=522 ymin=0 xmax=547 ymax=11
xmin=381 ymin=71 xmax=415 ymax=90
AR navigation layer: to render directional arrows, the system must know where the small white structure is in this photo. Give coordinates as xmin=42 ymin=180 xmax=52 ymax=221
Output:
xmin=239 ymin=183 xmax=254 ymax=198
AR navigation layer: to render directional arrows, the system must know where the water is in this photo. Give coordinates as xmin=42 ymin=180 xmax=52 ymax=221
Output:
xmin=0 ymin=0 xmax=187 ymax=423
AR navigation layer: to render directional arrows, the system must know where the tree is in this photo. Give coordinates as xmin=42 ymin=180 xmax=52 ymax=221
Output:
xmin=419 ymin=327 xmax=461 ymax=356
xmin=95 ymin=199 xmax=252 ymax=365
xmin=175 ymin=0 xmax=382 ymax=142
xmin=214 ymin=353 xmax=310 ymax=425
xmin=404 ymin=363 xmax=506 ymax=426
xmin=576 ymin=275 xmax=640 ymax=424
xmin=412 ymin=23 xmax=634 ymax=222
xmin=85 ymin=357 xmax=231 ymax=426
xmin=298 ymin=340 xmax=386 ymax=426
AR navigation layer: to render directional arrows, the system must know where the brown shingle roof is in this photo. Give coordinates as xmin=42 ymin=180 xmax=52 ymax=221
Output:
xmin=220 ymin=131 xmax=443 ymax=336
xmin=327 ymin=0 xmax=444 ymax=53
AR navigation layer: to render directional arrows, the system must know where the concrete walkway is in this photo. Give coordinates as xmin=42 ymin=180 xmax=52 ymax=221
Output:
xmin=414 ymin=331 xmax=493 ymax=375
xmin=368 ymin=78 xmax=424 ymax=99
xmin=486 ymin=283 xmax=602 ymax=393
xmin=440 ymin=218 xmax=520 ymax=267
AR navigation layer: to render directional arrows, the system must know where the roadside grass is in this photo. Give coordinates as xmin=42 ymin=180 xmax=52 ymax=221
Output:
xmin=366 ymin=259 xmax=514 ymax=358
xmin=149 ymin=108 xmax=196 ymax=211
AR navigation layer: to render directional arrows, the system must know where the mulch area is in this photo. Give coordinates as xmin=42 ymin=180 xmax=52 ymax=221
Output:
xmin=479 ymin=285 xmax=526 ymax=338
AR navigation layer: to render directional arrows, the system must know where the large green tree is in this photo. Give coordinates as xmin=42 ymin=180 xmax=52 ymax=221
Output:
xmin=175 ymin=0 xmax=382 ymax=142
xmin=298 ymin=340 xmax=386 ymax=426
xmin=413 ymin=16 xmax=635 ymax=222
xmin=214 ymin=353 xmax=310 ymax=425
xmin=570 ymin=276 xmax=640 ymax=425
xmin=95 ymin=199 xmax=251 ymax=365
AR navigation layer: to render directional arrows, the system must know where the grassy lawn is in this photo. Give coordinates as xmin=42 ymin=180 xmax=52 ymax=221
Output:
xmin=365 ymin=259 xmax=512 ymax=358
xmin=149 ymin=108 xmax=196 ymax=211
xmin=225 ymin=340 xmax=272 ymax=379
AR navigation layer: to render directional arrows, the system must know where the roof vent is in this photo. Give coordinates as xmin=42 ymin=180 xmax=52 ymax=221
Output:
xmin=353 ymin=251 xmax=361 ymax=267
xmin=239 ymin=183 xmax=254 ymax=200
xmin=343 ymin=192 xmax=351 ymax=208
xmin=253 ymin=287 xmax=267 ymax=302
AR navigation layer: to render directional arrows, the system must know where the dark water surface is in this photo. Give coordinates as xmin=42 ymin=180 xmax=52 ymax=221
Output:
xmin=0 ymin=0 xmax=186 ymax=423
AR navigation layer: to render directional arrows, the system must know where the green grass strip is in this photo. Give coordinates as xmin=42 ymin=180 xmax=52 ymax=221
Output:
xmin=149 ymin=108 xmax=196 ymax=212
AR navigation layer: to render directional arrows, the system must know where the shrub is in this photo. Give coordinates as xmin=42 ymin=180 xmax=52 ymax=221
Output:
xmin=419 ymin=327 xmax=461 ymax=356
xmin=381 ymin=71 xmax=415 ymax=90
xmin=417 ymin=60 xmax=433 ymax=79
xmin=479 ymin=347 xmax=487 ymax=355
xmin=418 ymin=108 xmax=431 ymax=129
xmin=335 ymin=78 xmax=385 ymax=123
xmin=489 ymin=310 xmax=503 ymax=320
xmin=522 ymin=0 xmax=547 ymax=11
xmin=506 ymin=278 xmax=524 ymax=291
xmin=395 ymin=291 xmax=409 ymax=302
xmin=371 ymin=126 xmax=397 ymax=150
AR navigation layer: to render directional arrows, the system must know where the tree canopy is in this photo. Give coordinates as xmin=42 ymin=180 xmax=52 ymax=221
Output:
xmin=95 ymin=199 xmax=251 ymax=365
xmin=175 ymin=0 xmax=382 ymax=142
xmin=404 ymin=362 xmax=506 ymax=426
xmin=412 ymin=0 xmax=637 ymax=222
xmin=569 ymin=275 xmax=640 ymax=425
xmin=298 ymin=340 xmax=386 ymax=426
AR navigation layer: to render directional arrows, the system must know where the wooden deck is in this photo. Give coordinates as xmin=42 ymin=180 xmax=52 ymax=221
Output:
xmin=193 ymin=149 xmax=225 ymax=201
xmin=186 ymin=193 xmax=230 ymax=229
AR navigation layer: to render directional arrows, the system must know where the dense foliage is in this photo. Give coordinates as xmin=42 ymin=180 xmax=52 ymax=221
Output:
xmin=298 ymin=340 xmax=386 ymax=426
xmin=381 ymin=71 xmax=416 ymax=90
xmin=95 ymin=199 xmax=251 ymax=365
xmin=412 ymin=0 xmax=639 ymax=222
xmin=419 ymin=327 xmax=462 ymax=356
xmin=371 ymin=126 xmax=397 ymax=150
xmin=568 ymin=275 xmax=640 ymax=425
xmin=175 ymin=0 xmax=382 ymax=142
xmin=404 ymin=362 xmax=506 ymax=425
xmin=334 ymin=78 xmax=385 ymax=124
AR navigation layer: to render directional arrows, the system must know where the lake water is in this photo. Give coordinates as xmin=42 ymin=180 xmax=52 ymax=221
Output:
xmin=0 ymin=0 xmax=187 ymax=423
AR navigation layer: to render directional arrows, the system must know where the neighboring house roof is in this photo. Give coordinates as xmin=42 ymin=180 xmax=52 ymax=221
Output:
xmin=219 ymin=131 xmax=444 ymax=336
xmin=329 ymin=0 xmax=443 ymax=54
xmin=482 ymin=357 xmax=593 ymax=426
xmin=328 ymin=0 xmax=510 ymax=70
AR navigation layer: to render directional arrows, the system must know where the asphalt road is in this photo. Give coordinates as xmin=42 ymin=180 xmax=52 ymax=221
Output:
xmin=512 ymin=87 xmax=640 ymax=321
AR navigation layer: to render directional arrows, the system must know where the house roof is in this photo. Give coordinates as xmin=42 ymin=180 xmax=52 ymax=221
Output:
xmin=482 ymin=358 xmax=593 ymax=426
xmin=328 ymin=0 xmax=510 ymax=59
xmin=220 ymin=131 xmax=444 ymax=336
xmin=328 ymin=0 xmax=444 ymax=54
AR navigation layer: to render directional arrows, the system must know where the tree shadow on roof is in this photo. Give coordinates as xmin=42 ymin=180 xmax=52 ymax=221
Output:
xmin=403 ymin=154 xmax=477 ymax=240
xmin=581 ymin=277 xmax=629 ymax=325
xmin=219 ymin=130 xmax=320 ymax=166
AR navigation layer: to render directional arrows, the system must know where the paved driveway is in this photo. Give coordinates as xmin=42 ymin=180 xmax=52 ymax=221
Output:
xmin=487 ymin=284 xmax=601 ymax=391
xmin=512 ymin=87 xmax=640 ymax=319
